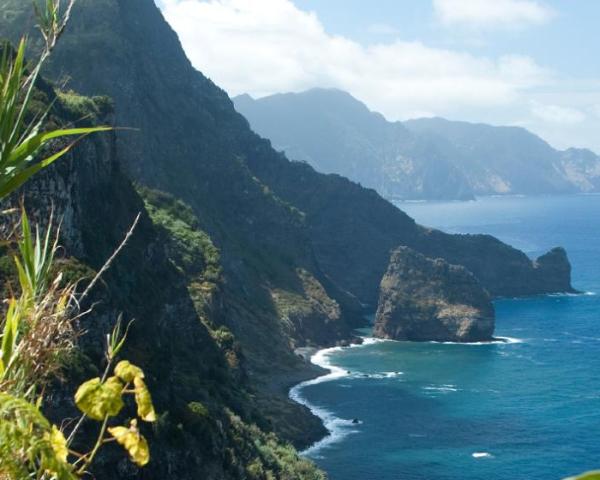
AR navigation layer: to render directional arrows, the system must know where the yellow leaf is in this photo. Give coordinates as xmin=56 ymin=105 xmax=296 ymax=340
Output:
xmin=74 ymin=376 xmax=124 ymax=420
xmin=47 ymin=425 xmax=68 ymax=463
xmin=133 ymin=376 xmax=156 ymax=422
xmin=114 ymin=360 xmax=144 ymax=383
xmin=108 ymin=420 xmax=150 ymax=466
xmin=565 ymin=473 xmax=600 ymax=480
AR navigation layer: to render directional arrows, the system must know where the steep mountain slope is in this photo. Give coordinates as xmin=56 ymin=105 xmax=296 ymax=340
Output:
xmin=12 ymin=0 xmax=360 ymax=368
xmin=235 ymin=90 xmax=474 ymax=200
xmin=0 ymin=83 xmax=324 ymax=479
xmin=559 ymin=148 xmax=600 ymax=192
xmin=0 ymin=0 xmax=573 ymax=320
xmin=405 ymin=117 xmax=594 ymax=196
xmin=0 ymin=0 xmax=577 ymax=477
xmin=236 ymin=90 xmax=600 ymax=199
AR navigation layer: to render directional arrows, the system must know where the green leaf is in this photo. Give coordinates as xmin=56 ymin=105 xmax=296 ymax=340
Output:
xmin=114 ymin=360 xmax=144 ymax=383
xmin=47 ymin=425 xmax=68 ymax=463
xmin=0 ymin=299 xmax=20 ymax=377
xmin=133 ymin=376 xmax=156 ymax=422
xmin=6 ymin=126 xmax=111 ymax=170
xmin=108 ymin=420 xmax=150 ymax=466
xmin=74 ymin=376 xmax=124 ymax=420
xmin=0 ymin=140 xmax=76 ymax=199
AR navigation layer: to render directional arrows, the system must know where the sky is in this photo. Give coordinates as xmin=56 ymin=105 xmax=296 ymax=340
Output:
xmin=155 ymin=0 xmax=600 ymax=153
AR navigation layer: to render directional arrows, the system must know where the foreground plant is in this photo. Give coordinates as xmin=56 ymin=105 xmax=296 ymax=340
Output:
xmin=0 ymin=1 xmax=154 ymax=478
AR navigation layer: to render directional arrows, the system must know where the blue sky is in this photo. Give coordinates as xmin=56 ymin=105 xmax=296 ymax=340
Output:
xmin=157 ymin=0 xmax=600 ymax=152
xmin=297 ymin=0 xmax=600 ymax=77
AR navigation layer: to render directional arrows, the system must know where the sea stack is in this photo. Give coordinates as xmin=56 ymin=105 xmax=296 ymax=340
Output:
xmin=373 ymin=247 xmax=495 ymax=342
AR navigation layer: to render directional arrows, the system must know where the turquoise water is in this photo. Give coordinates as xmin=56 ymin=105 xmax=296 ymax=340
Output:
xmin=296 ymin=195 xmax=600 ymax=480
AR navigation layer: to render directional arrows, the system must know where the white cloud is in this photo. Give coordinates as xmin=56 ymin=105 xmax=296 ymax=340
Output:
xmin=433 ymin=0 xmax=555 ymax=29
xmin=158 ymin=0 xmax=600 ymax=152
xmin=160 ymin=0 xmax=549 ymax=121
xmin=531 ymin=102 xmax=586 ymax=124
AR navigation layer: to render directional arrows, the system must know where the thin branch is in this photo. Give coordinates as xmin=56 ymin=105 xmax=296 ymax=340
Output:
xmin=78 ymin=212 xmax=141 ymax=305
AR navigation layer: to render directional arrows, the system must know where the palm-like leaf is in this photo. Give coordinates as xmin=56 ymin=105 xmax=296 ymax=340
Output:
xmin=0 ymin=38 xmax=110 ymax=201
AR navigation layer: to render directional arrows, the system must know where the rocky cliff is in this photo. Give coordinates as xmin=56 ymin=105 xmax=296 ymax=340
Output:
xmin=406 ymin=117 xmax=599 ymax=196
xmin=559 ymin=148 xmax=600 ymax=193
xmin=234 ymin=89 xmax=474 ymax=201
xmin=0 ymin=81 xmax=327 ymax=479
xmin=235 ymin=89 xmax=600 ymax=200
xmin=0 ymin=0 xmax=578 ymax=478
xmin=373 ymin=247 xmax=495 ymax=342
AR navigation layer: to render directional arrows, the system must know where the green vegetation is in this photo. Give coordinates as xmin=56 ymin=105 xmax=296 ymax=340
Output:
xmin=57 ymin=90 xmax=113 ymax=122
xmin=0 ymin=1 xmax=156 ymax=478
xmin=140 ymin=187 xmax=221 ymax=281
xmin=568 ymin=473 xmax=600 ymax=480
xmin=227 ymin=412 xmax=326 ymax=480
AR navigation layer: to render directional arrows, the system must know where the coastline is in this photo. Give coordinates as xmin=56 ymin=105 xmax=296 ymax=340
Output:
xmin=287 ymin=334 xmax=526 ymax=457
xmin=289 ymin=338 xmax=385 ymax=457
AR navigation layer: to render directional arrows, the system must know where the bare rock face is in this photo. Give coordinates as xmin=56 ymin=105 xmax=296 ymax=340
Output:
xmin=374 ymin=247 xmax=495 ymax=342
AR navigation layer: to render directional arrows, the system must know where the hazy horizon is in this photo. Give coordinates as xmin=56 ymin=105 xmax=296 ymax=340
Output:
xmin=155 ymin=0 xmax=600 ymax=154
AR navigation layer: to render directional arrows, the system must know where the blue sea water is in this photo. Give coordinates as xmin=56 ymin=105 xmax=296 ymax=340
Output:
xmin=294 ymin=195 xmax=600 ymax=480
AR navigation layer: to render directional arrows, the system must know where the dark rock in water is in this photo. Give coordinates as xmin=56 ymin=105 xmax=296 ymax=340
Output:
xmin=374 ymin=247 xmax=495 ymax=342
xmin=352 ymin=418 xmax=360 ymax=424
xmin=535 ymin=247 xmax=579 ymax=294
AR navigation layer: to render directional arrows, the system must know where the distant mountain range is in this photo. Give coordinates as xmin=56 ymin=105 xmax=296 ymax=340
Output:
xmin=234 ymin=89 xmax=600 ymax=201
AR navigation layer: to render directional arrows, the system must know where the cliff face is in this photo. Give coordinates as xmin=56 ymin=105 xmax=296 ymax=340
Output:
xmin=0 ymin=0 xmax=577 ymax=477
xmin=242 ymin=156 xmax=576 ymax=304
xmin=559 ymin=148 xmax=600 ymax=193
xmin=0 ymin=0 xmax=572 ymax=306
xmin=234 ymin=89 xmax=474 ymax=201
xmin=416 ymin=231 xmax=577 ymax=298
xmin=235 ymin=90 xmax=600 ymax=200
xmin=405 ymin=117 xmax=596 ymax=196
xmin=1 ymin=86 xmax=326 ymax=479
xmin=373 ymin=247 xmax=495 ymax=342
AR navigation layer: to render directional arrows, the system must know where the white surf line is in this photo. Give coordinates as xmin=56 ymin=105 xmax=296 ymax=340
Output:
xmin=425 ymin=336 xmax=524 ymax=345
xmin=289 ymin=338 xmax=386 ymax=457
xmin=289 ymin=334 xmax=523 ymax=456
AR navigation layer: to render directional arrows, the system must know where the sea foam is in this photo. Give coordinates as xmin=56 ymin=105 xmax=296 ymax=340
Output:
xmin=472 ymin=452 xmax=494 ymax=459
xmin=289 ymin=337 xmax=390 ymax=456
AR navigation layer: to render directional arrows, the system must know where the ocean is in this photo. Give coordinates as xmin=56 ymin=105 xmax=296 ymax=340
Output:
xmin=291 ymin=194 xmax=600 ymax=480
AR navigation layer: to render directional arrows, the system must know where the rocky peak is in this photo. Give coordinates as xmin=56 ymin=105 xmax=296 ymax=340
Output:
xmin=374 ymin=247 xmax=495 ymax=342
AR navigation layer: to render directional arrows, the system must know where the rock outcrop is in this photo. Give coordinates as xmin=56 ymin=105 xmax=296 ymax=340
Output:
xmin=0 ymin=1 xmax=578 ymax=477
xmin=374 ymin=247 xmax=495 ymax=342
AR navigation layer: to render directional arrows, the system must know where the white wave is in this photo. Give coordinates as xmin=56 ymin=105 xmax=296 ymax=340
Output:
xmin=360 ymin=337 xmax=389 ymax=346
xmin=494 ymin=336 xmax=524 ymax=344
xmin=290 ymin=338 xmax=384 ymax=456
xmin=290 ymin=334 xmax=517 ymax=456
xmin=472 ymin=452 xmax=493 ymax=459
xmin=425 ymin=336 xmax=523 ymax=345
xmin=350 ymin=371 xmax=404 ymax=380
xmin=547 ymin=291 xmax=596 ymax=298
xmin=372 ymin=371 xmax=404 ymax=379
xmin=422 ymin=384 xmax=459 ymax=393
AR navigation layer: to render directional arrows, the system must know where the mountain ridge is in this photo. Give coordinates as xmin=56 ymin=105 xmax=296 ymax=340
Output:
xmin=0 ymin=1 xmax=578 ymax=478
xmin=235 ymin=88 xmax=600 ymax=200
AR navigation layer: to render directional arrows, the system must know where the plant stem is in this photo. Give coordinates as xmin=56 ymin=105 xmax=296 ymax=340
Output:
xmin=76 ymin=414 xmax=109 ymax=475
